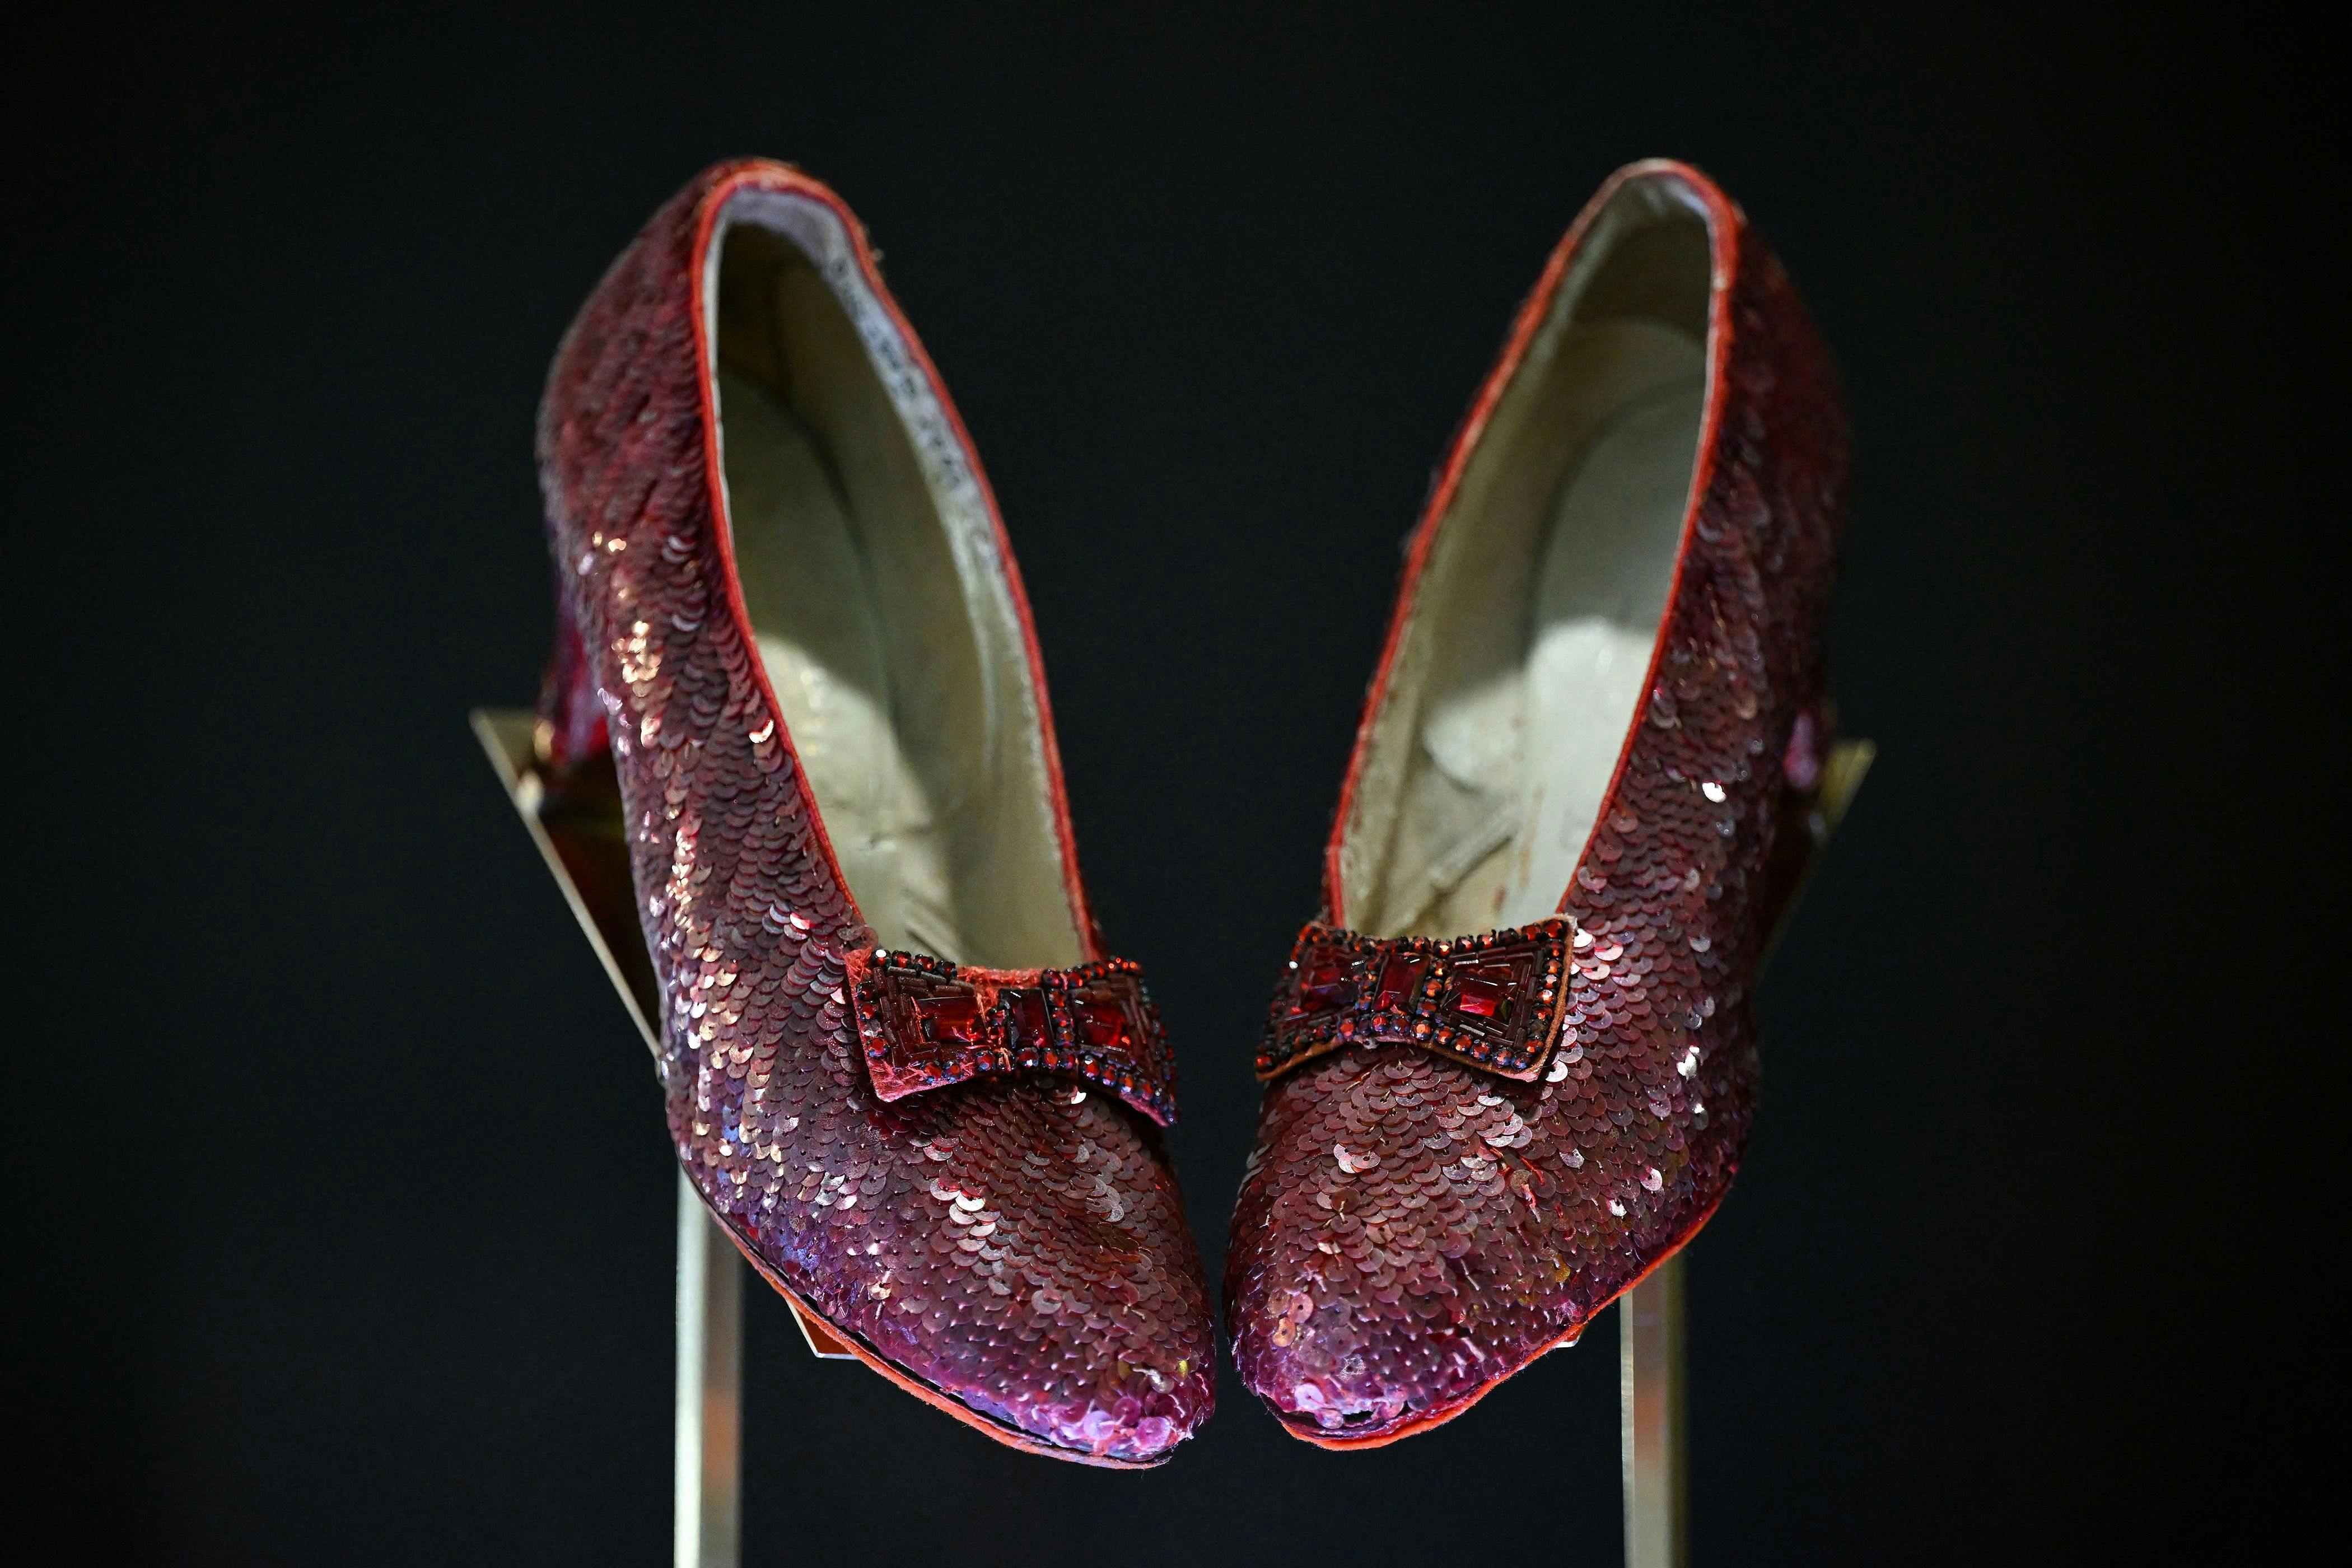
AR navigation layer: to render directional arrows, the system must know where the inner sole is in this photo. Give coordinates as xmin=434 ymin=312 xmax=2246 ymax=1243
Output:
xmin=708 ymin=202 xmax=1082 ymax=969
xmin=1338 ymin=178 xmax=1713 ymax=939
xmin=719 ymin=364 xmax=946 ymax=954
xmin=1501 ymin=370 xmax=1702 ymax=926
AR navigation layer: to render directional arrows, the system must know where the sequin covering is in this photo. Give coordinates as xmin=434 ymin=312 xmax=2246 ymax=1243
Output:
xmin=532 ymin=160 xmax=1214 ymax=1466
xmin=1226 ymin=162 xmax=1847 ymax=1445
xmin=848 ymin=948 xmax=1178 ymax=1127
xmin=1258 ymin=919 xmax=1574 ymax=1082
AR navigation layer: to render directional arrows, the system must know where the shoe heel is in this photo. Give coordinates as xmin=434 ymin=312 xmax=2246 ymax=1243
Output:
xmin=534 ymin=600 xmax=610 ymax=774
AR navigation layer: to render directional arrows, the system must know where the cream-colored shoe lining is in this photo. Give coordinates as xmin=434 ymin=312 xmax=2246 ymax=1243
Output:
xmin=1337 ymin=176 xmax=1715 ymax=939
xmin=705 ymin=194 xmax=1083 ymax=970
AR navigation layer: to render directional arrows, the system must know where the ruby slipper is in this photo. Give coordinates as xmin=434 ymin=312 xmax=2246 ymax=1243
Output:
xmin=528 ymin=158 xmax=1215 ymax=1465
xmin=1225 ymin=160 xmax=1849 ymax=1446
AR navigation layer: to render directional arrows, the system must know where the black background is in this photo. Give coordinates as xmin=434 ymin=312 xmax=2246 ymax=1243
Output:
xmin=8 ymin=4 xmax=2338 ymax=1563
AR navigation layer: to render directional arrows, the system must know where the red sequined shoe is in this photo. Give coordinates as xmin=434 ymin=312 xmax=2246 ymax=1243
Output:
xmin=531 ymin=159 xmax=1214 ymax=1465
xmin=1226 ymin=161 xmax=1847 ymax=1445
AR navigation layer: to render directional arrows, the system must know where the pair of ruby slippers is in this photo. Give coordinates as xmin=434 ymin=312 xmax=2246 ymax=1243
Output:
xmin=522 ymin=156 xmax=1846 ymax=1466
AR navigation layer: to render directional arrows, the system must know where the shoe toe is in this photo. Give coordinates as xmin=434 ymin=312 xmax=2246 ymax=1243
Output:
xmin=1226 ymin=1046 xmax=1578 ymax=1443
xmin=800 ymin=1077 xmax=1216 ymax=1464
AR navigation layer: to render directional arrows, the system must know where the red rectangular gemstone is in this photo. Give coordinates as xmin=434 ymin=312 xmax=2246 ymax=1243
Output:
xmin=1375 ymin=955 xmax=1425 ymax=1012
xmin=1001 ymin=988 xmax=1049 ymax=1049
xmin=915 ymin=993 xmax=986 ymax=1046
xmin=1452 ymin=972 xmax=1505 ymax=1018
xmin=1290 ymin=948 xmax=1359 ymax=1016
xmin=1076 ymin=997 xmax=1132 ymax=1051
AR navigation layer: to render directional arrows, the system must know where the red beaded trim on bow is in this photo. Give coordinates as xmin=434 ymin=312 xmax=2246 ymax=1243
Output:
xmin=846 ymin=947 xmax=1178 ymax=1126
xmin=1257 ymin=917 xmax=1575 ymax=1082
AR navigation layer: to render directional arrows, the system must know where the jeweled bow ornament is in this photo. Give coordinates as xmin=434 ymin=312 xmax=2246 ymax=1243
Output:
xmin=847 ymin=946 xmax=1178 ymax=1126
xmin=1256 ymin=916 xmax=1576 ymax=1082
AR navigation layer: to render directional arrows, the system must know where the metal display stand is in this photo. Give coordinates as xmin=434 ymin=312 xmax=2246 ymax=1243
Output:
xmin=1621 ymin=1249 xmax=1691 ymax=1568
xmin=674 ymin=1167 xmax=743 ymax=1568
xmin=474 ymin=706 xmax=1869 ymax=1568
